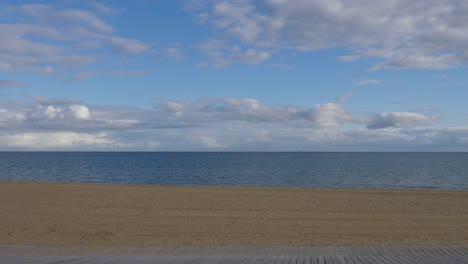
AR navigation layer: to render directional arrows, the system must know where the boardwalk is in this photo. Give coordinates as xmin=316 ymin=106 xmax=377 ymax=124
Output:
xmin=1 ymin=245 xmax=468 ymax=263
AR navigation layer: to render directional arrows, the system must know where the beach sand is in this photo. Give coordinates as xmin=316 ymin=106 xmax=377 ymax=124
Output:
xmin=1 ymin=180 xmax=467 ymax=247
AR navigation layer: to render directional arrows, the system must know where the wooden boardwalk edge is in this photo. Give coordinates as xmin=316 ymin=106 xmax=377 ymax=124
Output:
xmin=1 ymin=245 xmax=468 ymax=263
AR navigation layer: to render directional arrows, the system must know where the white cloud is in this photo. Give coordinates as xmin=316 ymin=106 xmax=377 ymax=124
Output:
xmin=0 ymin=23 xmax=93 ymax=73
xmin=200 ymin=136 xmax=226 ymax=148
xmin=367 ymin=112 xmax=436 ymax=130
xmin=42 ymin=105 xmax=64 ymax=120
xmin=0 ymin=109 xmax=26 ymax=124
xmin=1 ymin=96 xmax=466 ymax=150
xmin=189 ymin=0 xmax=468 ymax=69
xmin=0 ymin=100 xmax=140 ymax=131
xmin=69 ymin=105 xmax=91 ymax=120
xmin=0 ymin=132 xmax=116 ymax=149
xmin=159 ymin=99 xmax=275 ymax=125
xmin=296 ymin=103 xmax=354 ymax=129
xmin=108 ymin=37 xmax=151 ymax=55
xmin=0 ymin=4 xmax=151 ymax=77
xmin=18 ymin=4 xmax=114 ymax=34
xmin=145 ymin=123 xmax=468 ymax=151
xmin=0 ymin=97 xmax=439 ymax=134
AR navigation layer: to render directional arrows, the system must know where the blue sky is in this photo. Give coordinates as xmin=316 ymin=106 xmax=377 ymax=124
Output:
xmin=1 ymin=0 xmax=468 ymax=150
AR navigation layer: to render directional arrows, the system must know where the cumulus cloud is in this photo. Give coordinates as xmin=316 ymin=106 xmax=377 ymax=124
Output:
xmin=297 ymin=103 xmax=354 ymax=128
xmin=189 ymin=0 xmax=468 ymax=69
xmin=0 ymin=97 xmax=436 ymax=133
xmin=367 ymin=112 xmax=436 ymax=130
xmin=0 ymin=96 xmax=464 ymax=150
xmin=0 ymin=109 xmax=26 ymax=124
xmin=0 ymin=99 xmax=139 ymax=131
xmin=69 ymin=105 xmax=91 ymax=120
xmin=156 ymin=98 xmax=355 ymax=128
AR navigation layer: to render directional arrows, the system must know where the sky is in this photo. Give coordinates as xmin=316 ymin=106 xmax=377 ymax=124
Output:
xmin=1 ymin=0 xmax=468 ymax=151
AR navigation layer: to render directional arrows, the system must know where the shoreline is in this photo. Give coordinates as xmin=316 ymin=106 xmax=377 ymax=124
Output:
xmin=1 ymin=180 xmax=468 ymax=247
xmin=3 ymin=179 xmax=468 ymax=193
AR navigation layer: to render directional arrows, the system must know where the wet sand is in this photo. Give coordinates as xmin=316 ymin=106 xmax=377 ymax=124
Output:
xmin=1 ymin=180 xmax=467 ymax=247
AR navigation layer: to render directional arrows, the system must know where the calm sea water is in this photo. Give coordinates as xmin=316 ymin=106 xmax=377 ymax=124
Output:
xmin=1 ymin=152 xmax=467 ymax=190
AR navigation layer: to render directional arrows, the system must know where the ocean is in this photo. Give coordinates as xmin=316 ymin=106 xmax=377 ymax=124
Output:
xmin=1 ymin=152 xmax=467 ymax=190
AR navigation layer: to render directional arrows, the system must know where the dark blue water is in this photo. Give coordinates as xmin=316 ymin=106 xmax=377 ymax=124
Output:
xmin=1 ymin=152 xmax=467 ymax=190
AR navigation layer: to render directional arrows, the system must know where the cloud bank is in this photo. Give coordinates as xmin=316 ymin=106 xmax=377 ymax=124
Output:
xmin=1 ymin=96 xmax=465 ymax=150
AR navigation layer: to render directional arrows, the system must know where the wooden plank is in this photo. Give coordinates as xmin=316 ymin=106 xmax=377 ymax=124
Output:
xmin=354 ymin=256 xmax=370 ymax=264
xmin=407 ymin=254 xmax=442 ymax=264
xmin=433 ymin=253 xmax=466 ymax=264
xmin=368 ymin=256 xmax=391 ymax=264
xmin=449 ymin=254 xmax=468 ymax=263
xmin=306 ymin=256 xmax=317 ymax=264
xmin=259 ymin=254 xmax=275 ymax=264
xmin=337 ymin=256 xmax=351 ymax=264
xmin=458 ymin=246 xmax=468 ymax=255
xmin=428 ymin=253 xmax=464 ymax=264
xmin=316 ymin=256 xmax=325 ymax=264
xmin=330 ymin=256 xmax=344 ymax=264
xmin=296 ymin=255 xmax=306 ymax=264
xmin=395 ymin=256 xmax=419 ymax=264
xmin=390 ymin=256 xmax=410 ymax=264
xmin=446 ymin=246 xmax=465 ymax=256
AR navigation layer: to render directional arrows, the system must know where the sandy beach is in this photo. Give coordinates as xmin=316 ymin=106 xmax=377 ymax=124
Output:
xmin=1 ymin=180 xmax=467 ymax=247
